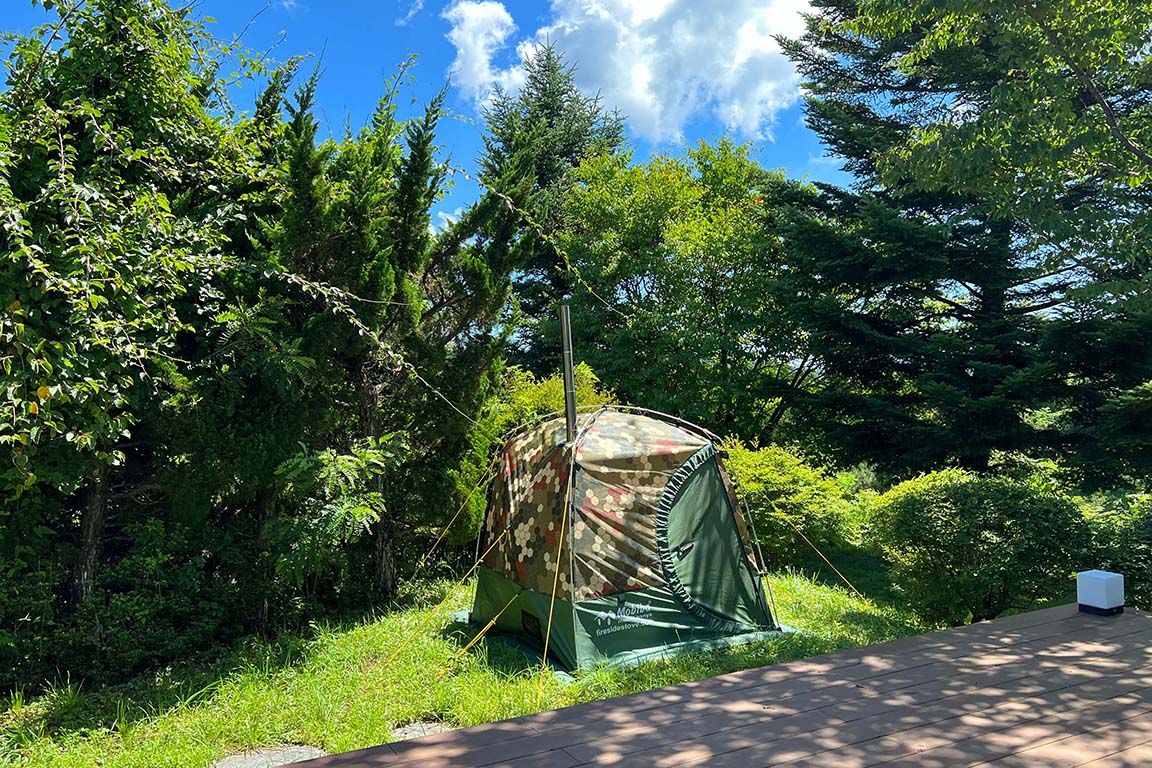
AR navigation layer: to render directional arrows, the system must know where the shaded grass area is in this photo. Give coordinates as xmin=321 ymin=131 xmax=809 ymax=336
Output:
xmin=1 ymin=567 xmax=925 ymax=768
xmin=792 ymin=543 xmax=901 ymax=605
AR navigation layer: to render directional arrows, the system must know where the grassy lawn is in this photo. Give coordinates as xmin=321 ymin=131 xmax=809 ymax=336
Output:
xmin=0 ymin=565 xmax=925 ymax=768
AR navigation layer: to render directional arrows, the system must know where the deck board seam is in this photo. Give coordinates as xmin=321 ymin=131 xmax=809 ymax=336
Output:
xmin=540 ymin=620 xmax=1152 ymax=761
xmin=517 ymin=617 xmax=1131 ymax=744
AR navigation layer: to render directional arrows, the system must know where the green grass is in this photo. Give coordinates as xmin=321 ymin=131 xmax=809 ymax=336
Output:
xmin=0 ymin=568 xmax=924 ymax=768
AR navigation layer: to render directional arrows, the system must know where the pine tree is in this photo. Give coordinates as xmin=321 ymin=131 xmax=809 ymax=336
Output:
xmin=777 ymin=0 xmax=1117 ymax=472
xmin=480 ymin=43 xmax=624 ymax=371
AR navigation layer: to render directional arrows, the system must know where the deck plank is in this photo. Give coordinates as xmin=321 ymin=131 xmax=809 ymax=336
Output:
xmin=779 ymin=675 xmax=1152 ymax=767
xmin=980 ymin=710 xmax=1152 ymax=767
xmin=1075 ymin=741 xmax=1152 ymax=766
xmin=561 ymin=618 xmax=1152 ymax=765
xmin=293 ymin=606 xmax=1152 ymax=768
xmin=515 ymin=604 xmax=1085 ymax=736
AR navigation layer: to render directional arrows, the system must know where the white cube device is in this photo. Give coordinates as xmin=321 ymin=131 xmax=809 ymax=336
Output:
xmin=1077 ymin=570 xmax=1124 ymax=616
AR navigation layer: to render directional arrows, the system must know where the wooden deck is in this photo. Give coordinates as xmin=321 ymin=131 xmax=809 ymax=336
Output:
xmin=299 ymin=604 xmax=1152 ymax=767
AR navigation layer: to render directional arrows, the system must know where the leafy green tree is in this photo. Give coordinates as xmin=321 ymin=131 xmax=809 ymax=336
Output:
xmin=798 ymin=0 xmax=1152 ymax=482
xmin=0 ymin=0 xmax=249 ymax=605
xmin=481 ymin=43 xmax=624 ymax=371
xmin=779 ymin=0 xmax=1133 ymax=472
xmin=0 ymin=0 xmax=537 ymax=684
xmin=558 ymin=139 xmax=818 ymax=440
xmin=848 ymin=0 xmax=1152 ymax=268
xmin=1029 ymin=306 xmax=1152 ymax=487
xmin=212 ymin=67 xmax=535 ymax=604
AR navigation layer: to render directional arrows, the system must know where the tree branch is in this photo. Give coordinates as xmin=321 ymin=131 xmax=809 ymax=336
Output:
xmin=1007 ymin=295 xmax=1071 ymax=315
xmin=13 ymin=0 xmax=83 ymax=104
xmin=1025 ymin=5 xmax=1152 ymax=171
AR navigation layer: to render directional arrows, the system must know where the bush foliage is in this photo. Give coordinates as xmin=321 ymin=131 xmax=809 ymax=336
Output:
xmin=869 ymin=469 xmax=1089 ymax=625
xmin=723 ymin=441 xmax=856 ymax=567
xmin=1089 ymin=494 xmax=1152 ymax=610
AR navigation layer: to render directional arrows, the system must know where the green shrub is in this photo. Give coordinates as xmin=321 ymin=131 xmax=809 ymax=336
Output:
xmin=723 ymin=441 xmax=856 ymax=567
xmin=988 ymin=451 xmax=1076 ymax=496
xmin=1088 ymin=493 xmax=1152 ymax=609
xmin=42 ymin=520 xmax=248 ymax=685
xmin=835 ymin=462 xmax=883 ymax=494
xmin=869 ymin=469 xmax=1089 ymax=625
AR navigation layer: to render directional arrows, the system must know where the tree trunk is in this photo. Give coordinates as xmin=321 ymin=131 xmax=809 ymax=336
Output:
xmin=361 ymin=359 xmax=398 ymax=602
xmin=254 ymin=486 xmax=277 ymax=632
xmin=75 ymin=465 xmax=108 ymax=603
xmin=373 ymin=519 xmax=398 ymax=601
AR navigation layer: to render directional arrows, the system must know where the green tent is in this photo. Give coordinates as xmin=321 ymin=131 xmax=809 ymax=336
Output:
xmin=470 ymin=406 xmax=779 ymax=671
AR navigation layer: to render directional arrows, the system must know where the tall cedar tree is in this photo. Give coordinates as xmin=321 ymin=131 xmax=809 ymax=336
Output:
xmin=820 ymin=0 xmax=1152 ymax=485
xmin=481 ymin=44 xmax=624 ymax=372
xmin=778 ymin=0 xmax=1118 ymax=472
xmin=259 ymin=75 xmax=536 ymax=601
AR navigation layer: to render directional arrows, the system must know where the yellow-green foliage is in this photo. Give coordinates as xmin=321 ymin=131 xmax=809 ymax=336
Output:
xmin=492 ymin=363 xmax=616 ymax=431
xmin=723 ymin=440 xmax=855 ymax=567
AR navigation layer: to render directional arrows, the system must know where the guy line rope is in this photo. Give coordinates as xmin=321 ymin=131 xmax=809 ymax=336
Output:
xmin=268 ymin=157 xmax=867 ymax=674
xmin=384 ymin=528 xmax=510 ymax=666
xmin=537 ymin=444 xmax=574 ymax=706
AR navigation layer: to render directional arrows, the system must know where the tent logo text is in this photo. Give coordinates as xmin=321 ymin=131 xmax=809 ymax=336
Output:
xmin=592 ymin=603 xmax=654 ymax=636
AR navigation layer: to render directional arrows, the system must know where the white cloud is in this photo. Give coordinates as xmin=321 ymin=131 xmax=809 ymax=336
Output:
xmin=441 ymin=1 xmax=526 ymax=108
xmin=441 ymin=0 xmax=810 ymax=142
xmin=432 ymin=206 xmax=467 ymax=233
xmin=396 ymin=0 xmax=424 ymax=26
xmin=807 ymin=152 xmax=842 ymax=167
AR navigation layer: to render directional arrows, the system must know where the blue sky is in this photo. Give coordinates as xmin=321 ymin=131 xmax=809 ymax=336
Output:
xmin=6 ymin=0 xmax=850 ymax=221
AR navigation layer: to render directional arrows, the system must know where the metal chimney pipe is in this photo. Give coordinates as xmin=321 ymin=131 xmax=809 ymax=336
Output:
xmin=560 ymin=304 xmax=578 ymax=443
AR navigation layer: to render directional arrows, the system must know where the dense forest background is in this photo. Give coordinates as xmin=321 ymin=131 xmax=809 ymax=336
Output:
xmin=2 ymin=0 xmax=1151 ymax=689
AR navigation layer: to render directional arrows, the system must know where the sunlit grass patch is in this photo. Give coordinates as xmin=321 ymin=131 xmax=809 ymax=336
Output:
xmin=1 ymin=568 xmax=923 ymax=768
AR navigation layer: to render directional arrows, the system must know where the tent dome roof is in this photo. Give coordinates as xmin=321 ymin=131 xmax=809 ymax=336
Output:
xmin=507 ymin=407 xmax=713 ymax=469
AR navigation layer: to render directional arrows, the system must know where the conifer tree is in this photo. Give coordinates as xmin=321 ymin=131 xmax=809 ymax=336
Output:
xmin=777 ymin=0 xmax=1122 ymax=471
xmin=481 ymin=44 xmax=624 ymax=371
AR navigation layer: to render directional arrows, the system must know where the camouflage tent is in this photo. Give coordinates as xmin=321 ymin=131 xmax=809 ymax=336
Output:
xmin=470 ymin=407 xmax=778 ymax=670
